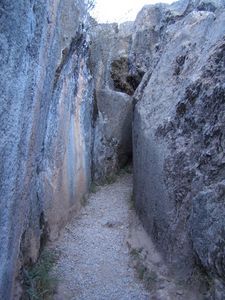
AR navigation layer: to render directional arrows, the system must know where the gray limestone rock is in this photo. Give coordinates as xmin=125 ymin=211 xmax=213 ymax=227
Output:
xmin=92 ymin=88 xmax=133 ymax=181
xmin=0 ymin=1 xmax=93 ymax=298
xmin=1 ymin=0 xmax=225 ymax=298
xmin=133 ymin=1 xmax=225 ymax=296
xmin=89 ymin=21 xmax=137 ymax=182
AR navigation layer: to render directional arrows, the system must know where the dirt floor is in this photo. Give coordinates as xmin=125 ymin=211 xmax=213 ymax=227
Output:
xmin=52 ymin=174 xmax=201 ymax=300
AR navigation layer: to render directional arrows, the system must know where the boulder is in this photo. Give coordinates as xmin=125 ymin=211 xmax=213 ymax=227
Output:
xmin=89 ymin=21 xmax=137 ymax=182
xmin=133 ymin=1 xmax=225 ymax=295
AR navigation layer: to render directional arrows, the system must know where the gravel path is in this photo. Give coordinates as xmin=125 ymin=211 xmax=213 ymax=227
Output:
xmin=53 ymin=174 xmax=150 ymax=300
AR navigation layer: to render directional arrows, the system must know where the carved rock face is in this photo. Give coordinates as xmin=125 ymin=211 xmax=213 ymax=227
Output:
xmin=133 ymin=3 xmax=225 ymax=295
xmin=1 ymin=0 xmax=225 ymax=298
xmin=0 ymin=1 xmax=93 ymax=298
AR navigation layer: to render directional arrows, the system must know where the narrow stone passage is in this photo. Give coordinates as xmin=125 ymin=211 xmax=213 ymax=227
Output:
xmin=52 ymin=174 xmax=150 ymax=300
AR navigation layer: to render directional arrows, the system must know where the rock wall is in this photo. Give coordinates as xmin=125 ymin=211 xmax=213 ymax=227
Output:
xmin=0 ymin=1 xmax=93 ymax=299
xmin=1 ymin=0 xmax=225 ymax=298
xmin=133 ymin=0 xmax=225 ymax=296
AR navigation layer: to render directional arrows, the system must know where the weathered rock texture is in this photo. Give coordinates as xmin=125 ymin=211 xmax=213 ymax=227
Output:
xmin=89 ymin=22 xmax=138 ymax=182
xmin=0 ymin=1 xmax=93 ymax=299
xmin=1 ymin=0 xmax=225 ymax=298
xmin=133 ymin=0 xmax=225 ymax=297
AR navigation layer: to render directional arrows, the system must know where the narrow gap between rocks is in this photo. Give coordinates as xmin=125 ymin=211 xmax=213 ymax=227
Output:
xmin=50 ymin=173 xmax=197 ymax=300
xmin=51 ymin=174 xmax=150 ymax=299
xmin=109 ymin=56 xmax=144 ymax=171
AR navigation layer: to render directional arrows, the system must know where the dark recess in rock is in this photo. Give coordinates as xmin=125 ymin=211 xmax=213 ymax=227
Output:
xmin=39 ymin=212 xmax=49 ymax=252
xmin=110 ymin=57 xmax=144 ymax=95
xmin=53 ymin=32 xmax=84 ymax=90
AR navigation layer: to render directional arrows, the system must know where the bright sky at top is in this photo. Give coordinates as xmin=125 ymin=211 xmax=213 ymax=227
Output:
xmin=91 ymin=0 xmax=175 ymax=23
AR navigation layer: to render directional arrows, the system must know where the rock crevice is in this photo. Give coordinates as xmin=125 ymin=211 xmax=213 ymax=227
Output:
xmin=1 ymin=0 xmax=225 ymax=298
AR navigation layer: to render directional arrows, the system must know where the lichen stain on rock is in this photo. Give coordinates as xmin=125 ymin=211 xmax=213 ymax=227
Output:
xmin=40 ymin=58 xmax=92 ymax=242
xmin=73 ymin=61 xmax=89 ymax=202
